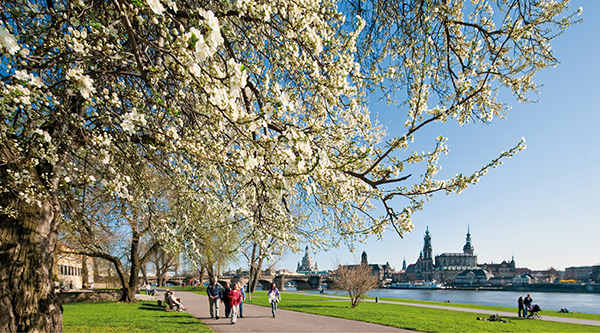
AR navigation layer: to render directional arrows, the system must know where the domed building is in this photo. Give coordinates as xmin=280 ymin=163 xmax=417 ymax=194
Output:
xmin=296 ymin=246 xmax=318 ymax=272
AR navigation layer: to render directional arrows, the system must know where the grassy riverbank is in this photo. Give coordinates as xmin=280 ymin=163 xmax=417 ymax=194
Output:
xmin=233 ymin=290 xmax=600 ymax=332
xmin=373 ymin=295 xmax=600 ymax=321
xmin=62 ymin=301 xmax=211 ymax=332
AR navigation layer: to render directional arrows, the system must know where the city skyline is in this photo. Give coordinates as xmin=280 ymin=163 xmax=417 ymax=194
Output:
xmin=267 ymin=0 xmax=600 ymax=274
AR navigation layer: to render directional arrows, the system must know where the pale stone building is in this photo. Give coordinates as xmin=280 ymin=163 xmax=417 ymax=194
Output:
xmin=296 ymin=246 xmax=318 ymax=272
xmin=53 ymin=243 xmax=94 ymax=289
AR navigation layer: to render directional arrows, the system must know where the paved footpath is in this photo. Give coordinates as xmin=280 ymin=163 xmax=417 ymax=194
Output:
xmin=143 ymin=290 xmax=411 ymax=332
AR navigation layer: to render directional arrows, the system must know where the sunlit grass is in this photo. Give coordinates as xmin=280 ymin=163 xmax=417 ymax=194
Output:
xmin=209 ymin=290 xmax=600 ymax=332
xmin=62 ymin=301 xmax=212 ymax=332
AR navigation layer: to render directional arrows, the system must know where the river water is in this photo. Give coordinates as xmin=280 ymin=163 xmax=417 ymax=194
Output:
xmin=299 ymin=288 xmax=600 ymax=314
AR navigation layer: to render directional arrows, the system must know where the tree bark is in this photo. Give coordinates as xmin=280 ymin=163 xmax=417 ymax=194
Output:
xmin=121 ymin=230 xmax=140 ymax=302
xmin=248 ymin=242 xmax=267 ymax=293
xmin=0 ymin=194 xmax=63 ymax=332
xmin=81 ymin=255 xmax=89 ymax=286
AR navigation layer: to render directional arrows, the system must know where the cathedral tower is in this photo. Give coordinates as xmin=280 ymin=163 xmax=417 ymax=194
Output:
xmin=463 ymin=225 xmax=474 ymax=255
xmin=422 ymin=226 xmax=434 ymax=271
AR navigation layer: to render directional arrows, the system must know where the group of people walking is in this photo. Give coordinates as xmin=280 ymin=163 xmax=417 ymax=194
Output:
xmin=207 ymin=277 xmax=281 ymax=324
xmin=517 ymin=294 xmax=536 ymax=318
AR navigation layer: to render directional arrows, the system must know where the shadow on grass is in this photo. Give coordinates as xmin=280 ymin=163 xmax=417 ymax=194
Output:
xmin=139 ymin=304 xmax=167 ymax=312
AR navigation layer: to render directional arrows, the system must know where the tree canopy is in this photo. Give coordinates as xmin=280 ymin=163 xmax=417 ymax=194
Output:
xmin=0 ymin=0 xmax=579 ymax=331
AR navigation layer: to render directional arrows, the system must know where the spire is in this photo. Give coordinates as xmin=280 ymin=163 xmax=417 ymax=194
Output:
xmin=463 ymin=225 xmax=474 ymax=255
xmin=423 ymin=226 xmax=432 ymax=260
xmin=361 ymin=251 xmax=368 ymax=265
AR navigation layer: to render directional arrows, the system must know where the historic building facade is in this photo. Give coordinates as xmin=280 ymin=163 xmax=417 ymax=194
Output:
xmin=406 ymin=226 xmax=480 ymax=283
xmin=480 ymin=258 xmax=517 ymax=278
xmin=360 ymin=251 xmax=394 ymax=282
xmin=53 ymin=242 xmax=94 ymax=289
xmin=296 ymin=246 xmax=318 ymax=272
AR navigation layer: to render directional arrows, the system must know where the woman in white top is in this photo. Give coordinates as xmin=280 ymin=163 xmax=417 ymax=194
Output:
xmin=267 ymin=282 xmax=281 ymax=318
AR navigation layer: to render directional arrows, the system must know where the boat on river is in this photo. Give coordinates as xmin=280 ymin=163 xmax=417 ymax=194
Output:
xmin=391 ymin=281 xmax=446 ymax=289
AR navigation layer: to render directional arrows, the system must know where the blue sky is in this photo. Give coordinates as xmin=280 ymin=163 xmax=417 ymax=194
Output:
xmin=269 ymin=0 xmax=599 ymax=273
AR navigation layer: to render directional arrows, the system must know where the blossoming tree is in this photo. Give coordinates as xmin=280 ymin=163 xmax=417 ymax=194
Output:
xmin=0 ymin=0 xmax=578 ymax=331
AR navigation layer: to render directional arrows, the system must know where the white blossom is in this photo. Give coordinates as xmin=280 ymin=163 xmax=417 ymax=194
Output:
xmin=147 ymin=0 xmax=165 ymax=15
xmin=0 ymin=25 xmax=20 ymax=55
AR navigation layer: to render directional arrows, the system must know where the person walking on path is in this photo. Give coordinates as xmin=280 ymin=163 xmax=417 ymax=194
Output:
xmin=523 ymin=294 xmax=533 ymax=317
xmin=229 ymin=282 xmax=243 ymax=324
xmin=207 ymin=277 xmax=223 ymax=319
xmin=268 ymin=282 xmax=281 ymax=318
xmin=518 ymin=296 xmax=524 ymax=317
xmin=222 ymin=282 xmax=232 ymax=318
xmin=239 ymin=283 xmax=246 ymax=318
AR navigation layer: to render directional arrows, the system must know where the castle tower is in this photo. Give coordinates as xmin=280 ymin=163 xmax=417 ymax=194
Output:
xmin=463 ymin=225 xmax=474 ymax=255
xmin=422 ymin=226 xmax=434 ymax=272
xmin=423 ymin=226 xmax=432 ymax=260
xmin=361 ymin=251 xmax=368 ymax=265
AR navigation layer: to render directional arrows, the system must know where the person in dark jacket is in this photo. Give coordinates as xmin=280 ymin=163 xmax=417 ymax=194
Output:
xmin=222 ymin=282 xmax=232 ymax=318
xmin=207 ymin=277 xmax=223 ymax=319
xmin=523 ymin=294 xmax=533 ymax=317
xmin=518 ymin=296 xmax=524 ymax=317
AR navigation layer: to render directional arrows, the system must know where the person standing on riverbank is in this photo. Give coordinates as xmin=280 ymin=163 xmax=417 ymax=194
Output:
xmin=268 ymin=282 xmax=281 ymax=318
xmin=518 ymin=296 xmax=525 ymax=317
xmin=524 ymin=294 xmax=533 ymax=317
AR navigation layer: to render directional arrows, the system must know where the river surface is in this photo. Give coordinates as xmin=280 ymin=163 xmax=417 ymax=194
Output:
xmin=295 ymin=288 xmax=600 ymax=314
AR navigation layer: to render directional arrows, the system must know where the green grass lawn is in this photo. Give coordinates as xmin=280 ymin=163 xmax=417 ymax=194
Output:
xmin=230 ymin=291 xmax=600 ymax=332
xmin=62 ymin=301 xmax=212 ymax=332
xmin=372 ymin=295 xmax=600 ymax=321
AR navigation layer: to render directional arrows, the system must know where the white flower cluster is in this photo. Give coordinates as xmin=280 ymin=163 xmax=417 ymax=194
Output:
xmin=228 ymin=59 xmax=248 ymax=97
xmin=66 ymin=67 xmax=95 ymax=100
xmin=201 ymin=9 xmax=224 ymax=51
xmin=34 ymin=129 xmax=52 ymax=143
xmin=121 ymin=108 xmax=147 ymax=133
xmin=147 ymin=0 xmax=164 ymax=15
xmin=0 ymin=25 xmax=20 ymax=55
xmin=185 ymin=27 xmax=211 ymax=61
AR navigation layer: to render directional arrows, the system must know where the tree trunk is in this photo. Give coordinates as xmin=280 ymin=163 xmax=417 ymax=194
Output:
xmin=205 ymin=264 xmax=214 ymax=283
xmin=120 ymin=231 xmax=140 ymax=303
xmin=81 ymin=255 xmax=89 ymax=285
xmin=0 ymin=194 xmax=63 ymax=332
xmin=248 ymin=242 xmax=265 ymax=293
xmin=141 ymin=264 xmax=148 ymax=285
